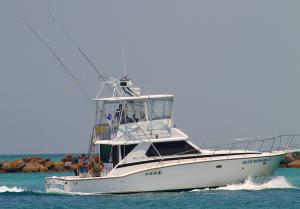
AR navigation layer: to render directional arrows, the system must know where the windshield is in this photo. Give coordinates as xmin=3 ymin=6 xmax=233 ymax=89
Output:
xmin=98 ymin=100 xmax=146 ymax=125
xmin=94 ymin=97 xmax=173 ymax=139
xmin=147 ymin=98 xmax=172 ymax=120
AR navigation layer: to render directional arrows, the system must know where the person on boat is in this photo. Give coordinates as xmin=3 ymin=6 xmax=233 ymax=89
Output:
xmin=78 ymin=154 xmax=89 ymax=178
xmin=113 ymin=104 xmax=134 ymax=124
xmin=113 ymin=104 xmax=130 ymax=124
xmin=113 ymin=104 xmax=123 ymax=124
xmin=89 ymin=156 xmax=104 ymax=177
xmin=73 ymin=166 xmax=78 ymax=176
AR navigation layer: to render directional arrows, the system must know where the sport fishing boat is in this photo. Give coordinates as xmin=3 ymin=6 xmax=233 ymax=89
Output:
xmin=45 ymin=76 xmax=298 ymax=194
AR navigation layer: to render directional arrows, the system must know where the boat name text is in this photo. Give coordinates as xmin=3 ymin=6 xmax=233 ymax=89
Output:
xmin=242 ymin=158 xmax=271 ymax=165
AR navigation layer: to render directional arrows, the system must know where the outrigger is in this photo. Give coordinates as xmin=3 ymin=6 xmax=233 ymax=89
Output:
xmin=45 ymin=76 xmax=299 ymax=194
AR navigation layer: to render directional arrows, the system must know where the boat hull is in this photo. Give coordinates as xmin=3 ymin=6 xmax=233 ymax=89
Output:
xmin=45 ymin=152 xmax=284 ymax=194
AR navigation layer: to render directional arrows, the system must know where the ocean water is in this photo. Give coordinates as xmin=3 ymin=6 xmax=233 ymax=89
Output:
xmin=0 ymin=168 xmax=299 ymax=209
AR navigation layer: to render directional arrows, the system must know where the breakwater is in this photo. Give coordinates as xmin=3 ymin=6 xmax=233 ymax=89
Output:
xmin=0 ymin=155 xmax=78 ymax=173
xmin=279 ymin=152 xmax=300 ymax=168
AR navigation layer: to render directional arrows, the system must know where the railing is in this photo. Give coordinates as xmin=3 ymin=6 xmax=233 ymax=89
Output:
xmin=207 ymin=134 xmax=300 ymax=160
xmin=171 ymin=135 xmax=300 ymax=165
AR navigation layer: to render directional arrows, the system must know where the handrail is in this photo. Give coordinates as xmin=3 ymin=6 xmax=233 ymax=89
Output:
xmin=214 ymin=134 xmax=299 ymax=150
xmin=202 ymin=134 xmax=300 ymax=161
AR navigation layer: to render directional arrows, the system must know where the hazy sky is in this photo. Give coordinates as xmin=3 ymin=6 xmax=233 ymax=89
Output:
xmin=1 ymin=0 xmax=300 ymax=154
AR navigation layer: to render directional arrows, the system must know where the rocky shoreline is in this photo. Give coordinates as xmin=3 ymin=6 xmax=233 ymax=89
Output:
xmin=0 ymin=152 xmax=299 ymax=173
xmin=0 ymin=155 xmax=79 ymax=173
xmin=279 ymin=152 xmax=300 ymax=168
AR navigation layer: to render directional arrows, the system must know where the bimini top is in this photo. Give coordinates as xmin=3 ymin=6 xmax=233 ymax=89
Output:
xmin=93 ymin=94 xmax=173 ymax=102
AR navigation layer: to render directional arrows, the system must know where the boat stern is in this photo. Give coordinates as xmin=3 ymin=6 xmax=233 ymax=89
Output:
xmin=45 ymin=176 xmax=70 ymax=193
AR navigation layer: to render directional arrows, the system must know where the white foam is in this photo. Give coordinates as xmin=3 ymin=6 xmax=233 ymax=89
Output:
xmin=0 ymin=186 xmax=24 ymax=193
xmin=216 ymin=176 xmax=294 ymax=191
xmin=191 ymin=176 xmax=294 ymax=192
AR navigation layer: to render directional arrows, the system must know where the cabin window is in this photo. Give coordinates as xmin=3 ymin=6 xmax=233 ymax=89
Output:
xmin=120 ymin=144 xmax=137 ymax=159
xmin=98 ymin=100 xmax=146 ymax=125
xmin=100 ymin=144 xmax=137 ymax=166
xmin=148 ymin=98 xmax=172 ymax=120
xmin=100 ymin=144 xmax=111 ymax=163
xmin=100 ymin=145 xmax=119 ymax=166
xmin=146 ymin=141 xmax=200 ymax=157
xmin=124 ymin=101 xmax=146 ymax=123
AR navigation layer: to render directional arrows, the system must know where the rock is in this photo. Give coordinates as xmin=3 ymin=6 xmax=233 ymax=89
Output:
xmin=279 ymin=162 xmax=289 ymax=168
xmin=279 ymin=157 xmax=291 ymax=167
xmin=293 ymin=152 xmax=300 ymax=160
xmin=22 ymin=162 xmax=47 ymax=172
xmin=44 ymin=161 xmax=54 ymax=169
xmin=10 ymin=160 xmax=25 ymax=171
xmin=1 ymin=162 xmax=12 ymax=171
xmin=283 ymin=153 xmax=295 ymax=163
xmin=52 ymin=162 xmax=66 ymax=171
xmin=39 ymin=165 xmax=49 ymax=172
xmin=61 ymin=155 xmax=78 ymax=164
xmin=288 ymin=160 xmax=300 ymax=168
xmin=43 ymin=158 xmax=51 ymax=164
xmin=0 ymin=156 xmax=81 ymax=173
xmin=22 ymin=162 xmax=40 ymax=172
xmin=280 ymin=152 xmax=300 ymax=167
xmin=22 ymin=156 xmax=49 ymax=165
xmin=23 ymin=156 xmax=40 ymax=163
xmin=63 ymin=161 xmax=72 ymax=169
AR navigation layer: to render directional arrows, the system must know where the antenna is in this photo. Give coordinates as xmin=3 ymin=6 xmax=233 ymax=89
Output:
xmin=22 ymin=17 xmax=92 ymax=103
xmin=121 ymin=48 xmax=127 ymax=77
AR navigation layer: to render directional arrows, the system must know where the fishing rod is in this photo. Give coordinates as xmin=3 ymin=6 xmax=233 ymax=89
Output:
xmin=22 ymin=18 xmax=93 ymax=104
xmin=48 ymin=12 xmax=109 ymax=85
xmin=48 ymin=11 xmax=137 ymax=98
xmin=47 ymin=12 xmax=163 ymax=159
xmin=48 ymin=12 xmax=120 ymax=157
xmin=23 ymin=17 xmax=103 ymax=160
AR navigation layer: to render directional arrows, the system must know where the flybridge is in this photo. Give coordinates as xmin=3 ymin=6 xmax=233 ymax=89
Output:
xmin=92 ymin=77 xmax=175 ymax=143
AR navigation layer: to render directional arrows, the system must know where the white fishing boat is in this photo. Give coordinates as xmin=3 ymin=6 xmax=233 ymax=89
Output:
xmin=45 ymin=76 xmax=299 ymax=194
xmin=21 ymin=13 xmax=298 ymax=195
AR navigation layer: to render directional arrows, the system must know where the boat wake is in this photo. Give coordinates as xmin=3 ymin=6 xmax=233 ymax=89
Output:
xmin=192 ymin=176 xmax=295 ymax=192
xmin=0 ymin=186 xmax=25 ymax=193
xmin=0 ymin=185 xmax=100 ymax=196
xmin=216 ymin=176 xmax=294 ymax=191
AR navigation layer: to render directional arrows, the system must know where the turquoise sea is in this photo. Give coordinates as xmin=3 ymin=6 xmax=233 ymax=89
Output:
xmin=0 ymin=154 xmax=300 ymax=209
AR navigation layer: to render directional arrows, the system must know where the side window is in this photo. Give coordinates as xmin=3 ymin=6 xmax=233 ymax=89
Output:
xmin=148 ymin=98 xmax=172 ymax=120
xmin=146 ymin=141 xmax=200 ymax=157
xmin=120 ymin=144 xmax=137 ymax=159
xmin=100 ymin=144 xmax=112 ymax=163
xmin=100 ymin=145 xmax=119 ymax=166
